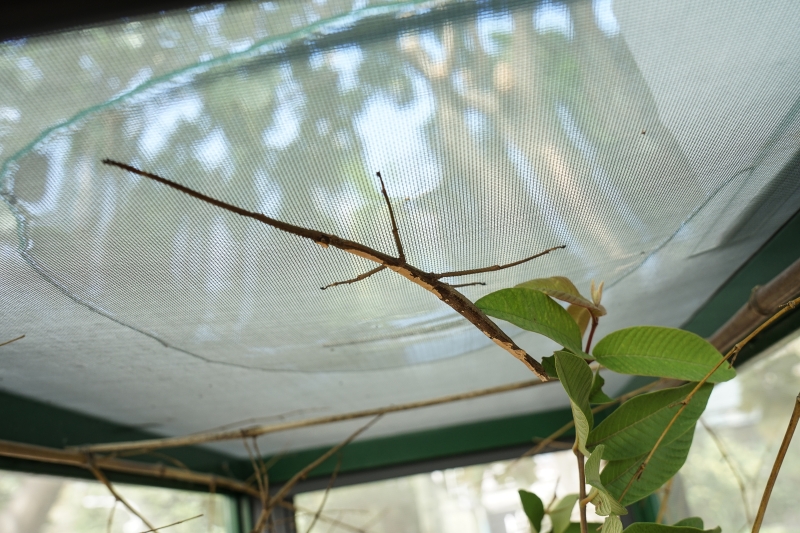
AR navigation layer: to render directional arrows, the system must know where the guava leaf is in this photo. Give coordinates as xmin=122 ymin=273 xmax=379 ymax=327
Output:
xmin=602 ymin=516 xmax=623 ymax=533
xmin=589 ymin=372 xmax=615 ymax=404
xmin=624 ymin=524 xmax=720 ymax=533
xmin=475 ymin=288 xmax=584 ymax=354
xmin=549 ymin=494 xmax=579 ymax=533
xmin=592 ymin=326 xmax=735 ymax=383
xmin=673 ymin=518 xmax=704 ymax=529
xmin=542 ymin=355 xmax=559 ymax=380
xmin=584 ymin=446 xmax=627 ymax=516
xmin=600 ymin=426 xmax=694 ymax=506
xmin=516 ymin=276 xmax=606 ymax=316
xmin=555 ymin=350 xmax=594 ymax=454
xmin=567 ymin=304 xmax=592 ymax=338
xmin=587 ymin=382 xmax=712 ymax=460
xmin=519 ymin=490 xmax=545 ymax=533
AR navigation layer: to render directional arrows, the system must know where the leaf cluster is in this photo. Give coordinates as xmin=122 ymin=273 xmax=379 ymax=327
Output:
xmin=476 ymin=277 xmax=736 ymax=532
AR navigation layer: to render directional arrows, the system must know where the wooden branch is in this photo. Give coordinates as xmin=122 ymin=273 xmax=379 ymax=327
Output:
xmin=77 ymin=376 xmax=549 ymax=454
xmin=752 ymin=392 xmax=800 ymax=533
xmin=0 ymin=438 xmax=365 ymax=533
xmin=102 ymin=159 xmax=557 ymax=380
xmin=252 ymin=416 xmax=381 ymax=532
xmin=620 ymin=296 xmax=800 ymax=501
xmin=305 ymin=455 xmax=342 ymax=533
xmin=137 ymin=514 xmax=203 ymax=533
xmin=321 ymin=265 xmax=386 ymax=290
xmin=375 ymin=172 xmax=405 ymax=261
xmin=87 ymin=458 xmax=156 ymax=530
xmin=432 ymin=246 xmax=565 ymax=279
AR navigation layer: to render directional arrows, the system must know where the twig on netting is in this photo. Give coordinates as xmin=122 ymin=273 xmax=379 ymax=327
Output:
xmin=620 ymin=296 xmax=800 ymax=502
xmin=700 ymin=418 xmax=753 ymax=526
xmin=77 ymin=377 xmax=549 ymax=454
xmin=0 ymin=334 xmax=25 ymax=348
xmin=244 ymin=439 xmax=268 ymax=509
xmin=251 ymin=415 xmax=382 ymax=533
xmin=751 ymin=392 xmax=800 ymax=533
xmin=306 ymin=455 xmax=343 ymax=533
xmin=655 ymin=477 xmax=673 ymax=524
xmin=86 ymin=457 xmax=156 ymax=530
xmin=321 ymin=265 xmax=387 ymax=290
xmin=107 ymin=501 xmax=118 ymax=533
xmin=136 ymin=514 xmax=203 ymax=533
xmin=103 ymin=159 xmax=562 ymax=380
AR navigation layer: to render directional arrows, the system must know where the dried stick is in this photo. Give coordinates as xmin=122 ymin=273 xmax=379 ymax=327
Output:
xmin=305 ymin=455 xmax=343 ymax=533
xmin=86 ymin=458 xmax=156 ymax=530
xmin=77 ymin=377 xmax=548 ymax=454
xmin=107 ymin=501 xmax=118 ymax=533
xmin=620 ymin=296 xmax=800 ymax=501
xmin=655 ymin=477 xmax=673 ymax=524
xmin=103 ymin=159 xmax=560 ymax=380
xmin=251 ymin=416 xmax=382 ymax=533
xmin=751 ymin=392 xmax=800 ymax=533
xmin=0 ymin=334 xmax=25 ymax=348
xmin=281 ymin=501 xmax=365 ymax=533
xmin=575 ymin=444 xmax=588 ymax=533
xmin=321 ymin=265 xmax=387 ymax=290
xmin=700 ymin=419 xmax=753 ymax=526
xmin=136 ymin=514 xmax=203 ymax=533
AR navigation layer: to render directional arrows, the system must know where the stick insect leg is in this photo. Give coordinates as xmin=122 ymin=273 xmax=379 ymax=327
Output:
xmin=375 ymin=172 xmax=405 ymax=261
xmin=321 ymin=265 xmax=387 ymax=290
xmin=434 ymin=245 xmax=565 ymax=279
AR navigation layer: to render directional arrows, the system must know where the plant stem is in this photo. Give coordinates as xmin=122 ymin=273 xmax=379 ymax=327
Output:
xmin=585 ymin=316 xmax=599 ymax=353
xmin=751 ymin=392 xmax=800 ymax=533
xmin=574 ymin=444 xmax=588 ymax=533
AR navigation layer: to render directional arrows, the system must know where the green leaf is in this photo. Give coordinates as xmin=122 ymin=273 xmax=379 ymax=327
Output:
xmin=584 ymin=446 xmax=627 ymax=516
xmin=601 ymin=426 xmax=694 ymax=506
xmin=516 ymin=276 xmax=606 ymax=316
xmin=568 ymin=304 xmax=592 ymax=338
xmin=592 ymin=326 xmax=735 ymax=383
xmin=673 ymin=518 xmax=704 ymax=529
xmin=549 ymin=494 xmax=579 ymax=533
xmin=602 ymin=516 xmax=624 ymax=533
xmin=587 ymin=382 xmax=713 ymax=460
xmin=624 ymin=524 xmax=720 ymax=533
xmin=519 ymin=490 xmax=545 ymax=533
xmin=555 ymin=351 xmax=594 ymax=454
xmin=476 ymin=288 xmax=584 ymax=354
xmin=542 ymin=355 xmax=559 ymax=380
xmin=589 ymin=372 xmax=615 ymax=404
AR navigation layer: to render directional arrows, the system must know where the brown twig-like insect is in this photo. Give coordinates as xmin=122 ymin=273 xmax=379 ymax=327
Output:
xmin=103 ymin=159 xmax=563 ymax=380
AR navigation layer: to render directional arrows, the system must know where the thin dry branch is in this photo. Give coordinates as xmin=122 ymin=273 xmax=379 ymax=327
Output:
xmin=700 ymin=418 xmax=753 ymax=526
xmin=77 ymin=377 xmax=549 ymax=454
xmin=102 ymin=159 xmax=559 ymax=380
xmin=251 ymin=416 xmax=382 ymax=533
xmin=136 ymin=514 xmax=203 ymax=533
xmin=107 ymin=501 xmax=118 ymax=533
xmin=0 ymin=334 xmax=25 ymax=348
xmin=321 ymin=265 xmax=387 ymax=290
xmin=751 ymin=392 xmax=800 ymax=533
xmin=620 ymin=296 xmax=800 ymax=501
xmin=86 ymin=458 xmax=156 ymax=530
xmin=655 ymin=477 xmax=673 ymax=524
xmin=305 ymin=455 xmax=343 ymax=533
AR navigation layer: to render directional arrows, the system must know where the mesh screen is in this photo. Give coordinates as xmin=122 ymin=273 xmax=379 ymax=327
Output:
xmin=2 ymin=0 xmax=800 ymax=455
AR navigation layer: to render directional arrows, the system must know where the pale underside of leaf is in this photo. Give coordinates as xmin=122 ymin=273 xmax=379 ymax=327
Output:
xmin=516 ymin=276 xmax=606 ymax=316
xmin=587 ymin=382 xmax=712 ymax=460
xmin=549 ymin=494 xmax=579 ymax=533
xmin=602 ymin=515 xmax=623 ymax=533
xmin=585 ymin=446 xmax=627 ymax=516
xmin=567 ymin=304 xmax=592 ymax=338
xmin=600 ymin=426 xmax=694 ymax=506
xmin=555 ymin=351 xmax=594 ymax=454
xmin=592 ymin=326 xmax=735 ymax=383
